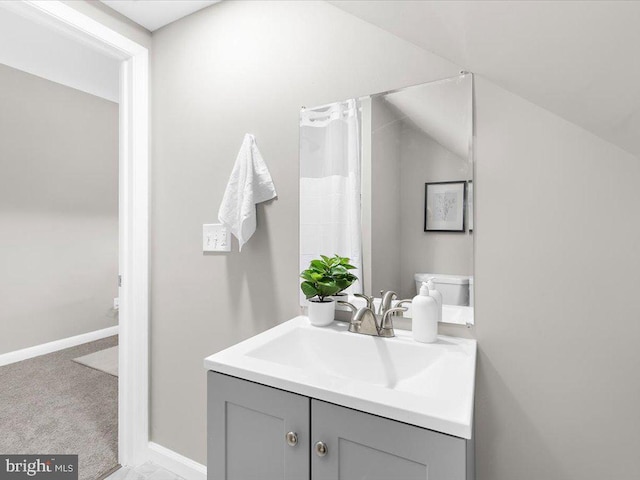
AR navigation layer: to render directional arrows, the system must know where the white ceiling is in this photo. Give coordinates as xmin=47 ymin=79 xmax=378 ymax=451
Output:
xmin=331 ymin=1 xmax=640 ymax=158
xmin=101 ymin=0 xmax=219 ymax=31
xmin=0 ymin=6 xmax=120 ymax=102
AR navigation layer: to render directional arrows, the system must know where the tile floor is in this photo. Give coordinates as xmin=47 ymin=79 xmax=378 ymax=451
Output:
xmin=105 ymin=463 xmax=183 ymax=480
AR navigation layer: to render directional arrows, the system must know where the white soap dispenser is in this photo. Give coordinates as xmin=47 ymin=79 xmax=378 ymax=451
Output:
xmin=426 ymin=277 xmax=443 ymax=322
xmin=412 ymin=282 xmax=439 ymax=343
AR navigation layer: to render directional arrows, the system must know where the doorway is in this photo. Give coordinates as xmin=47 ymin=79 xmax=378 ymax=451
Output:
xmin=0 ymin=0 xmax=149 ymax=471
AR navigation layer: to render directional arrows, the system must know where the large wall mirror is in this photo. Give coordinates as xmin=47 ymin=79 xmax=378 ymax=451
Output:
xmin=300 ymin=73 xmax=474 ymax=325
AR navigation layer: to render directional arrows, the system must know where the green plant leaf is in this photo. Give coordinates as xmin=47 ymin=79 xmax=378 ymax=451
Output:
xmin=320 ymin=284 xmax=341 ymax=297
xmin=300 ymin=254 xmax=359 ymax=300
xmin=334 ymin=279 xmax=349 ymax=290
xmin=300 ymin=271 xmax=322 ymax=282
xmin=332 ymin=265 xmax=348 ymax=275
xmin=300 ymin=281 xmax=318 ymax=299
xmin=310 ymin=259 xmax=326 ymax=271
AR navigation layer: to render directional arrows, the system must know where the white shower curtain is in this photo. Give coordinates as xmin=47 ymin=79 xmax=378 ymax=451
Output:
xmin=299 ymin=99 xmax=363 ymax=298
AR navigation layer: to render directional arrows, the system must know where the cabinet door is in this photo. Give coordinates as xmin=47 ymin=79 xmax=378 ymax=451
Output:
xmin=208 ymin=372 xmax=310 ymax=480
xmin=311 ymin=399 xmax=469 ymax=480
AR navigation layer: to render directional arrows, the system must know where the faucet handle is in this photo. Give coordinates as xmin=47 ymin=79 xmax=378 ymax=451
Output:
xmin=337 ymin=301 xmax=360 ymax=329
xmin=378 ymin=306 xmax=407 ymax=337
xmin=395 ymin=299 xmax=413 ymax=309
xmin=337 ymin=300 xmax=358 ymax=314
xmin=383 ymin=306 xmax=407 ymax=319
xmin=385 ymin=299 xmax=412 ymax=318
xmin=354 ymin=293 xmax=374 ymax=310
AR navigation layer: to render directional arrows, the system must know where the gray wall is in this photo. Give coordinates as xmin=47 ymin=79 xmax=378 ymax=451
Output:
xmin=0 ymin=63 xmax=119 ymax=354
xmin=151 ymin=1 xmax=640 ymax=478
xmin=370 ymin=96 xmax=402 ymax=295
xmin=472 ymin=77 xmax=640 ymax=479
xmin=368 ymin=99 xmax=473 ymax=300
xmin=399 ymin=123 xmax=473 ymax=298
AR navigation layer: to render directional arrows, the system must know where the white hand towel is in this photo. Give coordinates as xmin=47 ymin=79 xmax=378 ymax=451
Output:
xmin=218 ymin=134 xmax=277 ymax=251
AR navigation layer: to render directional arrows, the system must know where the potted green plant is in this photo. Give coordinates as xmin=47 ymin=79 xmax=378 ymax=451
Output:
xmin=300 ymin=254 xmax=358 ymax=326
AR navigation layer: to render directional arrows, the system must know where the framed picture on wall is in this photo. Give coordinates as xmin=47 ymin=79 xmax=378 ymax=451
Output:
xmin=424 ymin=181 xmax=466 ymax=232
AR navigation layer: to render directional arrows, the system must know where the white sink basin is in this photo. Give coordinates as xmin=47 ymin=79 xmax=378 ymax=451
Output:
xmin=204 ymin=316 xmax=476 ymax=439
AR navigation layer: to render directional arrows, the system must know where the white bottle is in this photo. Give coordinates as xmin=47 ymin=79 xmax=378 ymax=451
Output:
xmin=426 ymin=277 xmax=443 ymax=322
xmin=412 ymin=282 xmax=439 ymax=343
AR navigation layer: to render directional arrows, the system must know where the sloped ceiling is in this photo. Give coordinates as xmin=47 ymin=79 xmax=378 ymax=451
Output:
xmin=330 ymin=1 xmax=640 ymax=158
xmin=100 ymin=1 xmax=219 ymax=31
xmin=383 ymin=75 xmax=472 ymax=159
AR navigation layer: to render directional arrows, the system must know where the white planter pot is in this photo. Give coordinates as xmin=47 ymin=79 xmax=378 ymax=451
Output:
xmin=307 ymin=299 xmax=336 ymax=327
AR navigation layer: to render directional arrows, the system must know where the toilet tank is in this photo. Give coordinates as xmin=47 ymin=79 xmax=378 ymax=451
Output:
xmin=414 ymin=273 xmax=471 ymax=306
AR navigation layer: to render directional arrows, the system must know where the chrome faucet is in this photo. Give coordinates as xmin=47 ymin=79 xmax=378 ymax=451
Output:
xmin=380 ymin=290 xmax=398 ymax=317
xmin=338 ymin=292 xmax=407 ymax=338
xmin=353 ymin=290 xmax=398 ymax=317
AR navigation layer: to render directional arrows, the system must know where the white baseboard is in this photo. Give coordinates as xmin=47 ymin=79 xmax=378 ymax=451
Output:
xmin=0 ymin=325 xmax=119 ymax=367
xmin=147 ymin=442 xmax=207 ymax=480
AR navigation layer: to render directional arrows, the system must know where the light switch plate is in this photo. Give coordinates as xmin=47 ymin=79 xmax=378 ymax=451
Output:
xmin=203 ymin=223 xmax=231 ymax=252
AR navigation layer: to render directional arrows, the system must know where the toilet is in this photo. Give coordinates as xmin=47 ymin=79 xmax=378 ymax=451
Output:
xmin=414 ymin=273 xmax=472 ymax=306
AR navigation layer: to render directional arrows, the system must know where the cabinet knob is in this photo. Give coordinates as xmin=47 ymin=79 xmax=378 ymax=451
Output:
xmin=314 ymin=441 xmax=328 ymax=457
xmin=286 ymin=431 xmax=298 ymax=447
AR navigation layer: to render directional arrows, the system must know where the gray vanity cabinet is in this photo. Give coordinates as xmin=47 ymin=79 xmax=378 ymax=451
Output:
xmin=208 ymin=372 xmax=310 ymax=480
xmin=311 ymin=399 xmax=470 ymax=480
xmin=208 ymin=372 xmax=473 ymax=480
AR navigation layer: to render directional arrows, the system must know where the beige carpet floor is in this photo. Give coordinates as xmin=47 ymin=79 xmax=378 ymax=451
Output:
xmin=0 ymin=336 xmax=118 ymax=480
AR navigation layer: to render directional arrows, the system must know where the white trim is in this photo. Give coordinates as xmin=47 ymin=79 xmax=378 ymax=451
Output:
xmin=147 ymin=443 xmax=207 ymax=480
xmin=6 ymin=0 xmax=151 ymax=468
xmin=0 ymin=326 xmax=119 ymax=367
xmin=117 ymin=38 xmax=150 ymax=470
xmin=1 ymin=1 xmax=145 ymax=60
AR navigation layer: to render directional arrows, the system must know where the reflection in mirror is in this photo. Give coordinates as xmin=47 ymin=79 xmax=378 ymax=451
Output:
xmin=300 ymin=74 xmax=474 ymax=325
xmin=299 ymin=100 xmax=364 ymax=301
xmin=363 ymin=74 xmax=474 ymax=324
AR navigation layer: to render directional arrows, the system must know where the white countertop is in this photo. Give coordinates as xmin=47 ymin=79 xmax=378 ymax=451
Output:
xmin=204 ymin=316 xmax=477 ymax=439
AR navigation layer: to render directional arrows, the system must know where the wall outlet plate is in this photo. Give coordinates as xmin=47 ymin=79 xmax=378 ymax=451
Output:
xmin=203 ymin=223 xmax=231 ymax=252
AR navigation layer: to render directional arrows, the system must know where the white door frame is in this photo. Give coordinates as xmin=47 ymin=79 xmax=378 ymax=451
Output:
xmin=0 ymin=0 xmax=150 ymax=467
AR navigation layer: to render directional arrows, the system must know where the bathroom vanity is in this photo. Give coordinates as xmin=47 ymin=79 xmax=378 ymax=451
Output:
xmin=204 ymin=317 xmax=476 ymax=480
